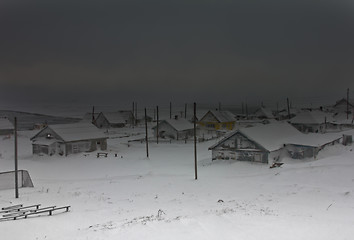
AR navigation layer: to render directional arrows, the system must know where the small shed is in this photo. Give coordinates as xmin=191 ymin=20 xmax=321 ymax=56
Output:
xmin=95 ymin=111 xmax=134 ymax=128
xmin=198 ymin=110 xmax=235 ymax=131
xmin=0 ymin=118 xmax=14 ymax=135
xmin=284 ymin=133 xmax=342 ymax=159
xmin=152 ymin=118 xmax=194 ymax=140
xmin=31 ymin=123 xmax=108 ymax=156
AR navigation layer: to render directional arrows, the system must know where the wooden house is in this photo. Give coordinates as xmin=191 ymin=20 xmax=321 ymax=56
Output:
xmin=289 ymin=110 xmax=334 ymax=133
xmin=254 ymin=107 xmax=275 ymax=119
xmin=209 ymin=122 xmax=342 ymax=163
xmin=198 ymin=110 xmax=235 ymax=131
xmin=208 ymin=122 xmax=301 ymax=163
xmin=332 ymin=98 xmax=354 ymax=113
xmin=0 ymin=118 xmax=14 ymax=135
xmin=152 ymin=118 xmax=194 ymax=140
xmin=94 ymin=111 xmax=134 ymax=128
xmin=31 ymin=123 xmax=108 ymax=156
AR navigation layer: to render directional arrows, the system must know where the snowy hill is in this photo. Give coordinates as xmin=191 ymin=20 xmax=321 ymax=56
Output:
xmin=0 ymin=127 xmax=354 ymax=240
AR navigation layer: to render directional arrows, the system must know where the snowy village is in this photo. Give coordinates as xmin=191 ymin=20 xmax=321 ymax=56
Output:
xmin=2 ymin=0 xmax=354 ymax=239
xmin=1 ymin=97 xmax=354 ymax=239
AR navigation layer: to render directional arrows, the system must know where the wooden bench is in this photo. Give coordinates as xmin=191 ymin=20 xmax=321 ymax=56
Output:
xmin=24 ymin=206 xmax=70 ymax=218
xmin=1 ymin=204 xmax=23 ymax=211
xmin=0 ymin=205 xmax=69 ymax=221
xmin=97 ymin=152 xmax=108 ymax=158
xmin=1 ymin=204 xmax=41 ymax=214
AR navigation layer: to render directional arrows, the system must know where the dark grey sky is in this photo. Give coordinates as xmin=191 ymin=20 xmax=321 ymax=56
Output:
xmin=1 ymin=0 xmax=354 ymax=107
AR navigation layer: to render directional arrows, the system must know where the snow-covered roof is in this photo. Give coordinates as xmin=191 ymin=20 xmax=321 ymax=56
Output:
xmin=284 ymin=132 xmax=342 ymax=148
xmin=333 ymin=112 xmax=354 ymax=125
xmin=254 ymin=107 xmax=274 ymax=118
xmin=239 ymin=122 xmax=302 ymax=151
xmin=153 ymin=118 xmax=194 ymax=131
xmin=210 ymin=121 xmax=343 ymax=152
xmin=277 ymin=108 xmax=300 ymax=117
xmin=0 ymin=118 xmax=14 ymax=130
xmin=290 ymin=111 xmax=334 ymax=124
xmin=101 ymin=111 xmax=133 ymax=124
xmin=333 ymin=98 xmax=354 ymax=108
xmin=32 ymin=123 xmax=107 ymax=142
xmin=210 ymin=122 xmax=302 ymax=152
xmin=208 ymin=110 xmax=235 ymax=122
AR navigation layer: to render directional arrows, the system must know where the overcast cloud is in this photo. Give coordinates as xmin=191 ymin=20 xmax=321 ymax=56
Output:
xmin=1 ymin=0 xmax=354 ymax=107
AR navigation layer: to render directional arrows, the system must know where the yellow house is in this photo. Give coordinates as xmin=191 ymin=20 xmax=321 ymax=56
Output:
xmin=198 ymin=110 xmax=235 ymax=130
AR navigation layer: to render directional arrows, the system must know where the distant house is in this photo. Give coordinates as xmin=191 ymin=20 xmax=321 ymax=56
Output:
xmin=289 ymin=110 xmax=334 ymax=133
xmin=332 ymin=112 xmax=354 ymax=130
xmin=332 ymin=98 xmax=354 ymax=113
xmin=208 ymin=122 xmax=300 ymax=163
xmin=276 ymin=108 xmax=298 ymax=120
xmin=152 ymin=118 xmax=194 ymax=140
xmin=254 ymin=107 xmax=275 ymax=119
xmin=198 ymin=110 xmax=235 ymax=131
xmin=0 ymin=118 xmax=14 ymax=135
xmin=82 ymin=112 xmax=100 ymax=123
xmin=94 ymin=111 xmax=134 ymax=128
xmin=31 ymin=123 xmax=108 ymax=156
xmin=209 ymin=122 xmax=341 ymax=163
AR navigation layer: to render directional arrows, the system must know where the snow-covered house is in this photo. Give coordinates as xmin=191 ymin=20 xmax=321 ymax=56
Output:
xmin=31 ymin=123 xmax=108 ymax=156
xmin=208 ymin=122 xmax=301 ymax=163
xmin=82 ymin=112 xmax=100 ymax=123
xmin=152 ymin=118 xmax=195 ymax=140
xmin=289 ymin=110 xmax=334 ymax=133
xmin=284 ymin=133 xmax=342 ymax=160
xmin=254 ymin=107 xmax=275 ymax=119
xmin=0 ymin=118 xmax=14 ymax=135
xmin=332 ymin=112 xmax=354 ymax=130
xmin=94 ymin=111 xmax=134 ymax=128
xmin=332 ymin=98 xmax=354 ymax=113
xmin=276 ymin=108 xmax=299 ymax=120
xmin=209 ymin=122 xmax=342 ymax=163
xmin=198 ymin=110 xmax=235 ymax=131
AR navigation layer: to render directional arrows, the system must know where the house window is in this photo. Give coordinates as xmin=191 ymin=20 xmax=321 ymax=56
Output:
xmin=46 ymin=133 xmax=53 ymax=139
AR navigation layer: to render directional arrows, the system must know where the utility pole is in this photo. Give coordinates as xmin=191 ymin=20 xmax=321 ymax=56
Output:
xmin=194 ymin=102 xmax=198 ymax=180
xmin=287 ymin=98 xmax=291 ymax=119
xmin=347 ymin=88 xmax=349 ymax=120
xmin=246 ymin=102 xmax=248 ymax=119
xmin=145 ymin=108 xmax=149 ymax=158
xmin=185 ymin=103 xmax=187 ymax=119
xmin=156 ymin=106 xmax=159 ymax=144
xmin=135 ymin=102 xmax=138 ymax=126
xmin=92 ymin=106 xmax=95 ymax=123
xmin=14 ymin=117 xmax=19 ymax=198
xmin=170 ymin=102 xmax=172 ymax=119
xmin=132 ymin=102 xmax=135 ymax=128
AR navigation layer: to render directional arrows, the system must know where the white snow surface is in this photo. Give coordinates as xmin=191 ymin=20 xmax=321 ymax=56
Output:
xmin=1 ymin=126 xmax=354 ymax=240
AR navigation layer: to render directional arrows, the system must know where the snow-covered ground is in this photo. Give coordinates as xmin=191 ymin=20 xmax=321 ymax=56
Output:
xmin=1 ymin=127 xmax=354 ymax=240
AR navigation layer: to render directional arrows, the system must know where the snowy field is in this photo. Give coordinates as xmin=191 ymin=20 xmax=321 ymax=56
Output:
xmin=1 ymin=127 xmax=354 ymax=240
